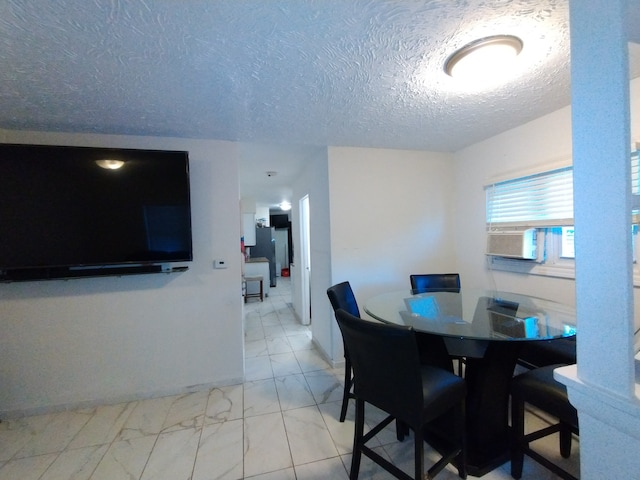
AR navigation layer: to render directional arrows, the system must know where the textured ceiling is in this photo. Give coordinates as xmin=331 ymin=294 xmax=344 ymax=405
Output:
xmin=0 ymin=0 xmax=638 ymax=208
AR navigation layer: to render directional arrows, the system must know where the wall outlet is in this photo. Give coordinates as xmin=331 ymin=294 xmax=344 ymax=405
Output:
xmin=213 ymin=259 xmax=227 ymax=269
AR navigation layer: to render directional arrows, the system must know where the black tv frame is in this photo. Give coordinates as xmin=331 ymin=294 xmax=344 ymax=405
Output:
xmin=0 ymin=143 xmax=193 ymax=282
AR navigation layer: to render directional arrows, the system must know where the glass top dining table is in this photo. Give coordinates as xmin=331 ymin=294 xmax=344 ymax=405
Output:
xmin=363 ymin=288 xmax=576 ymax=477
xmin=364 ymin=288 xmax=576 ymax=342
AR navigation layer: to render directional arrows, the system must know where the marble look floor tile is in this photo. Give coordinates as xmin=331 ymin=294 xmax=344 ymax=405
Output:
xmin=0 ymin=418 xmax=38 ymax=461
xmin=243 ymin=310 xmax=262 ymax=322
xmin=270 ymin=352 xmax=303 ymax=377
xmin=282 ymin=322 xmax=310 ymax=335
xmin=286 ymin=332 xmax=313 ymax=351
xmin=341 ymin=446 xmax=397 ymax=480
xmin=274 ymin=374 xmax=316 ymax=411
xmin=68 ymin=402 xmax=136 ymax=449
xmin=205 ymin=384 xmax=244 ymax=424
xmin=266 ymin=336 xmax=293 ymax=355
xmin=294 ymin=456 xmax=349 ymax=480
xmin=244 ymin=379 xmax=281 ymax=417
xmin=14 ymin=411 xmax=91 ymax=458
xmin=282 ymin=406 xmax=339 ymax=465
xmin=90 ymin=435 xmax=156 ymax=480
xmin=245 ymin=467 xmax=296 ymax=480
xmin=0 ymin=453 xmax=57 ymax=480
xmin=304 ymin=370 xmax=344 ymax=405
xmin=317 ymin=401 xmax=358 ymax=455
xmin=245 ymin=356 xmax=274 ymax=381
xmin=161 ymin=390 xmax=209 ymax=432
xmin=244 ymin=412 xmax=292 ymax=478
xmin=262 ymin=325 xmax=286 ymax=338
xmin=294 ymin=349 xmax=330 ymax=373
xmin=245 ymin=338 xmax=269 ymax=358
xmin=140 ymin=427 xmax=201 ymax=480
xmin=192 ymin=419 xmax=243 ymax=480
xmin=260 ymin=312 xmax=281 ymax=326
xmin=39 ymin=444 xmax=109 ymax=480
xmin=525 ymin=412 xmax=580 ymax=478
xmin=275 ymin=307 xmax=296 ymax=318
xmin=118 ymin=396 xmax=175 ymax=441
xmin=244 ymin=325 xmax=266 ymax=342
xmin=276 ymin=312 xmax=295 ymax=322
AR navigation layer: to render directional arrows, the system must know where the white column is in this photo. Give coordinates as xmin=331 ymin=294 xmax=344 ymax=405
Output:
xmin=571 ymin=0 xmax=634 ymax=393
xmin=556 ymin=0 xmax=640 ymax=478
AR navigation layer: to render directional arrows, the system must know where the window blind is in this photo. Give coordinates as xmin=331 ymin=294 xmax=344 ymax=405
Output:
xmin=485 ymin=166 xmax=573 ymax=227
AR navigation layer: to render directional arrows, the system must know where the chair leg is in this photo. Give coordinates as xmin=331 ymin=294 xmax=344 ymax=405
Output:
xmin=414 ymin=426 xmax=424 ymax=480
xmin=396 ymin=419 xmax=409 ymax=441
xmin=340 ymin=357 xmax=352 ymax=422
xmin=456 ymin=401 xmax=467 ymax=479
xmin=510 ymin=393 xmax=525 ymax=479
xmin=457 ymin=357 xmax=465 ymax=377
xmin=559 ymin=421 xmax=572 ymax=458
xmin=350 ymin=398 xmax=365 ymax=480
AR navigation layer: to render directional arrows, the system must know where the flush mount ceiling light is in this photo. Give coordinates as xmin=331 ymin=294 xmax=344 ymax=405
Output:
xmin=280 ymin=201 xmax=291 ymax=211
xmin=95 ymin=159 xmax=125 ymax=170
xmin=445 ymin=35 xmax=523 ymax=81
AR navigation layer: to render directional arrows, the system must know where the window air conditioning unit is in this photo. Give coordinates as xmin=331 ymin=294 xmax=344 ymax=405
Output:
xmin=486 ymin=229 xmax=537 ymax=260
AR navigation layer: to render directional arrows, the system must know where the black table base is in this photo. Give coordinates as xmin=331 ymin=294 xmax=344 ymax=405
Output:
xmin=424 ymin=341 xmax=522 ymax=477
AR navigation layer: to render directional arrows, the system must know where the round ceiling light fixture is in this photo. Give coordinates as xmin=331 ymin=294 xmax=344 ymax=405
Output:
xmin=444 ymin=35 xmax=523 ymax=81
xmin=280 ymin=201 xmax=291 ymax=211
xmin=95 ymin=159 xmax=125 ymax=170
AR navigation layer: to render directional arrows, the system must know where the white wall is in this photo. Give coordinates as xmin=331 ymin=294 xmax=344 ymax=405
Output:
xmin=0 ymin=130 xmax=244 ymax=416
xmin=453 ymin=107 xmax=576 ymax=304
xmin=328 ymin=147 xmax=457 ymax=298
xmin=311 ymin=146 xmax=456 ymax=364
xmin=290 ymin=148 xmax=334 ymax=360
xmin=453 ymin=77 xmax=640 ymax=309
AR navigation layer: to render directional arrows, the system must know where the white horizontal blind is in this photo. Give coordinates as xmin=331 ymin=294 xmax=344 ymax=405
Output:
xmin=486 ymin=166 xmax=573 ymax=227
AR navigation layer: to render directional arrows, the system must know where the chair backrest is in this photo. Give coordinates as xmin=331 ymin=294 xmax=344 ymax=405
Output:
xmin=335 ymin=308 xmax=424 ymax=425
xmin=410 ymin=273 xmax=461 ymax=294
xmin=327 ymin=281 xmax=360 ymax=317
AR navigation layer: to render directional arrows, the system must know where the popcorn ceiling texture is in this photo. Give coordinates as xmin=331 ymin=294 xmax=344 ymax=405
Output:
xmin=0 ymin=0 xmax=598 ymax=151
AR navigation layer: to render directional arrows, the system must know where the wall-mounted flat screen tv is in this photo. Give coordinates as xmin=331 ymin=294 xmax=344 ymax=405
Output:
xmin=0 ymin=144 xmax=192 ymax=281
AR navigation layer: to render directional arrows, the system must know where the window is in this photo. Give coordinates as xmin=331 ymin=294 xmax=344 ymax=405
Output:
xmin=485 ymin=152 xmax=640 ymax=282
xmin=486 ymin=166 xmax=573 ymax=228
xmin=560 ymin=226 xmax=575 ymax=259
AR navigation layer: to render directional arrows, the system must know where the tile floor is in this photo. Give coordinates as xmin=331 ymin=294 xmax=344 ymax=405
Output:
xmin=0 ymin=277 xmax=579 ymax=479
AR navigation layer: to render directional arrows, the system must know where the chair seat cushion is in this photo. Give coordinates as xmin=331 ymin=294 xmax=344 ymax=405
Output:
xmin=511 ymin=364 xmax=578 ymax=429
xmin=518 ymin=337 xmax=576 ymax=368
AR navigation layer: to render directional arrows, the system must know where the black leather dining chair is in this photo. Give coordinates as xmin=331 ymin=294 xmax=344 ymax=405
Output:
xmin=410 ymin=273 xmax=461 ymax=294
xmin=510 ymin=364 xmax=579 ymax=480
xmin=410 ymin=273 xmax=464 ymax=376
xmin=326 ymin=281 xmax=360 ymax=422
xmin=335 ymin=308 xmax=467 ymax=480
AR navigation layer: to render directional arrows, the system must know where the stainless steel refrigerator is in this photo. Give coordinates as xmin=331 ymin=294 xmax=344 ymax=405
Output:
xmin=251 ymin=226 xmax=277 ymax=287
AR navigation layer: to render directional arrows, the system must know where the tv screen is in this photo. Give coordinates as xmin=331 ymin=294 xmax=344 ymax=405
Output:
xmin=0 ymin=144 xmax=192 ymax=281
